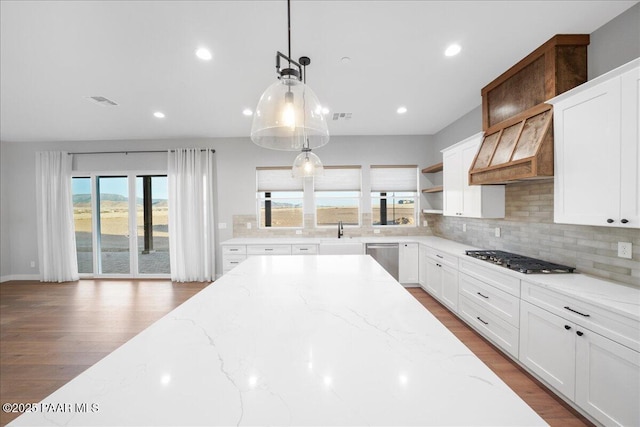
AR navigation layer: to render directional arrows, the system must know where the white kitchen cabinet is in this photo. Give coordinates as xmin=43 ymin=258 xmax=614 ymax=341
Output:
xmin=520 ymin=283 xmax=640 ymax=426
xmin=399 ymin=243 xmax=419 ymax=284
xmin=222 ymin=245 xmax=247 ymax=274
xmin=550 ymin=58 xmax=639 ymax=228
xmin=442 ymin=132 xmax=505 ymax=218
xmin=292 ymin=244 xmax=318 ymax=255
xmin=520 ymin=300 xmax=577 ymax=398
xmin=424 ymin=248 xmax=459 ymax=312
xmin=575 ymin=328 xmax=640 ymax=427
xmin=418 ymin=244 xmax=428 ymax=288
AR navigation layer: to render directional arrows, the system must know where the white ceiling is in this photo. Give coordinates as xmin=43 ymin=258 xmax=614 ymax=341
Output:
xmin=0 ymin=1 xmax=637 ymax=143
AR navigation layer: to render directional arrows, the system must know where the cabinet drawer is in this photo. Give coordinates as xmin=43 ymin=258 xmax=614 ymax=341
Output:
xmin=521 ymin=281 xmax=640 ymax=352
xmin=222 ymin=245 xmax=247 ymax=255
xmin=426 ymin=248 xmax=458 ymax=269
xmin=459 ymin=258 xmax=520 ymax=297
xmin=246 ymin=245 xmax=292 ymax=255
xmin=292 ymin=244 xmax=318 ymax=255
xmin=459 ymin=272 xmax=520 ymax=328
xmin=222 ymin=255 xmax=247 ymax=273
xmin=459 ymin=295 xmax=519 ymax=359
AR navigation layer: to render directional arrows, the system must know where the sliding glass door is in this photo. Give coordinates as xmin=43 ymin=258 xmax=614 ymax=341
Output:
xmin=136 ymin=176 xmax=170 ymax=274
xmin=97 ymin=176 xmax=130 ymax=274
xmin=72 ymin=174 xmax=170 ymax=277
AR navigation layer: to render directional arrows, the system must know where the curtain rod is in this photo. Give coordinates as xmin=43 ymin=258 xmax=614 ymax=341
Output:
xmin=68 ymin=149 xmax=215 ymax=155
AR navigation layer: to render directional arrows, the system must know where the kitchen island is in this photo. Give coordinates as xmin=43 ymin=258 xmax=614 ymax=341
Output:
xmin=9 ymin=255 xmax=546 ymax=426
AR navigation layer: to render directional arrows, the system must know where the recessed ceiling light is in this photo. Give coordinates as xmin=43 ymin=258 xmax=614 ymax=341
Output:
xmin=397 ymin=106 xmax=407 ymax=114
xmin=242 ymin=108 xmax=253 ymax=116
xmin=153 ymin=111 xmax=165 ymax=119
xmin=195 ymin=47 xmax=213 ymax=61
xmin=445 ymin=44 xmax=462 ymax=57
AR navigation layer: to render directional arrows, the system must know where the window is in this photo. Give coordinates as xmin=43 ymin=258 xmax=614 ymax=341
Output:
xmin=371 ymin=165 xmax=418 ymax=226
xmin=314 ymin=166 xmax=361 ymax=226
xmin=135 ymin=176 xmax=169 ymax=274
xmin=257 ymin=167 xmax=304 ymax=228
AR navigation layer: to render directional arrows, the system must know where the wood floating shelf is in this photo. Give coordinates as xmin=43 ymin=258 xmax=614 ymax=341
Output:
xmin=422 ymin=209 xmax=443 ymax=214
xmin=421 ymin=162 xmax=443 ymax=174
xmin=422 ymin=186 xmax=443 ymax=193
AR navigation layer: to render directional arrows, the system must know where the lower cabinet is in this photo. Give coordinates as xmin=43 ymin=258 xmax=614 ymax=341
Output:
xmin=520 ymin=300 xmax=640 ymax=426
xmin=399 ymin=243 xmax=419 ymax=284
xmin=423 ymin=249 xmax=459 ymax=312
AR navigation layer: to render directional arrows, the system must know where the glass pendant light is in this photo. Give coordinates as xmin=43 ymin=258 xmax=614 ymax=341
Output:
xmin=250 ymin=0 xmax=329 ymax=151
xmin=292 ymin=147 xmax=324 ymax=178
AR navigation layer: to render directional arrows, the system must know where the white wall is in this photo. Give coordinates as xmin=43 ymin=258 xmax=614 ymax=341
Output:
xmin=0 ymin=135 xmax=435 ymax=280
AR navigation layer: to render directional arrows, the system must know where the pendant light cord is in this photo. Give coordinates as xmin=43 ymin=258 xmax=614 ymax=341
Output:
xmin=287 ymin=0 xmax=291 ymax=68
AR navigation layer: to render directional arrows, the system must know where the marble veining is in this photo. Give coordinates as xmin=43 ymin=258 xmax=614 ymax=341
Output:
xmin=10 ymin=255 xmax=546 ymax=426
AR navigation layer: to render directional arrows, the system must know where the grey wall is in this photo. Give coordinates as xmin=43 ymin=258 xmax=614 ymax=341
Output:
xmin=0 ymin=135 xmax=435 ymax=280
xmin=588 ymin=2 xmax=640 ymax=79
xmin=0 ymin=142 xmax=12 ymax=279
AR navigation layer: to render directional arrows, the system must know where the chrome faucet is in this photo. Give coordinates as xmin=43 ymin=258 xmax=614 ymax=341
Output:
xmin=338 ymin=221 xmax=344 ymax=238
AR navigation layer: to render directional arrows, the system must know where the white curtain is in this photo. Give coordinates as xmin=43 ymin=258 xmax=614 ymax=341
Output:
xmin=35 ymin=151 xmax=79 ymax=282
xmin=168 ymin=149 xmax=216 ymax=282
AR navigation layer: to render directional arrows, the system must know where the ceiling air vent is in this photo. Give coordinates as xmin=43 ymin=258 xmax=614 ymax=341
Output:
xmin=332 ymin=112 xmax=352 ymax=121
xmin=88 ymin=96 xmax=118 ymax=107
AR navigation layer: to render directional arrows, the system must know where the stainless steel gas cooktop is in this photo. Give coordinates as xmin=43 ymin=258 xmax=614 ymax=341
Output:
xmin=465 ymin=250 xmax=575 ymax=274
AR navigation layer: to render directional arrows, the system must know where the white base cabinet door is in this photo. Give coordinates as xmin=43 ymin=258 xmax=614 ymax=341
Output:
xmin=575 ymin=330 xmax=640 ymax=427
xmin=519 ymin=300 xmax=576 ymax=399
xmin=425 ymin=258 xmax=443 ymax=297
xmin=418 ymin=244 xmax=428 ymax=289
xmin=440 ymin=264 xmax=459 ymax=312
xmin=399 ymin=243 xmax=419 ymax=284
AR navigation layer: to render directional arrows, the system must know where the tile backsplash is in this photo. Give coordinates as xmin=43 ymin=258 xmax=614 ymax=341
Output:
xmin=231 ymin=180 xmax=639 ymax=287
xmin=427 ymin=180 xmax=640 ymax=287
xmin=232 ymin=213 xmax=432 ymax=239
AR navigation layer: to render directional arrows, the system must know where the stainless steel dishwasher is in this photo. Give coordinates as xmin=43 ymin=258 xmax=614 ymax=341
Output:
xmin=365 ymin=243 xmax=399 ymax=280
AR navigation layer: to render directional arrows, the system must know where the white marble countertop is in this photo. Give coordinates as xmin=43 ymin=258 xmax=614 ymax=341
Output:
xmin=10 ymin=255 xmax=546 ymax=426
xmin=222 ymin=236 xmax=640 ymax=321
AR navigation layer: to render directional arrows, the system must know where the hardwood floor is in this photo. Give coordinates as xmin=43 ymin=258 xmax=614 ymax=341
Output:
xmin=1 ymin=280 xmax=592 ymax=426
xmin=0 ymin=279 xmax=208 ymax=426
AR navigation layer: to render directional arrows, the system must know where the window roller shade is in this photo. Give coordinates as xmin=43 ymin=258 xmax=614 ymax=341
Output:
xmin=314 ymin=166 xmax=361 ymax=191
xmin=256 ymin=168 xmax=303 ymax=192
xmin=370 ymin=166 xmax=418 ymax=192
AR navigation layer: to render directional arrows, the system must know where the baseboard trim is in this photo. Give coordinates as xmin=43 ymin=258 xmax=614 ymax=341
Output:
xmin=0 ymin=274 xmax=40 ymax=283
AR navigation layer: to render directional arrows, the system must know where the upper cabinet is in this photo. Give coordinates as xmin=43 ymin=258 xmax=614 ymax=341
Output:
xmin=442 ymin=133 xmax=505 ymax=218
xmin=549 ymin=58 xmax=639 ymax=229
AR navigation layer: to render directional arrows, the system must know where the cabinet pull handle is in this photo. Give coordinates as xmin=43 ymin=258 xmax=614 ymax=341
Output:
xmin=564 ymin=306 xmax=590 ymax=317
xmin=477 ymin=316 xmax=488 ymax=325
xmin=607 ymin=219 xmax=614 ymax=224
xmin=299 ymin=248 xmax=308 ymax=251
xmin=576 ymin=331 xmax=584 ymax=337
xmin=564 ymin=325 xmax=571 ymax=330
xmin=230 ymin=261 xmax=239 ymax=264
xmin=436 ymin=263 xmax=442 ymax=267
xmin=230 ymin=249 xmax=238 ymax=251
xmin=621 ymin=219 xmax=629 ymax=224
xmin=436 ymin=254 xmax=443 ymax=259
xmin=265 ymin=248 xmax=274 ymax=251
xmin=477 ymin=292 xmax=489 ymax=299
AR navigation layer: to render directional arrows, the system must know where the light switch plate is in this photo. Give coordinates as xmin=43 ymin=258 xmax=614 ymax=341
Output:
xmin=246 ymin=222 xmax=252 ymax=229
xmin=618 ymin=242 xmax=632 ymax=259
xmin=494 ymin=227 xmax=501 ymax=237
xmin=462 ymin=224 xmax=467 ymax=232
xmin=218 ymin=222 xmax=227 ymax=229
xmin=373 ymin=229 xmax=381 ymax=234
xmin=295 ymin=229 xmax=302 ymax=235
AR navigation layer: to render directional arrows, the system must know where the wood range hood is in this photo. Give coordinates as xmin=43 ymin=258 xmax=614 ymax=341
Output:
xmin=469 ymin=35 xmax=589 ymax=185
